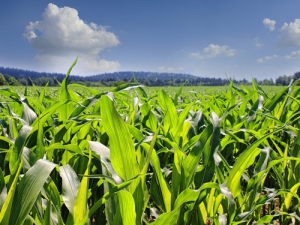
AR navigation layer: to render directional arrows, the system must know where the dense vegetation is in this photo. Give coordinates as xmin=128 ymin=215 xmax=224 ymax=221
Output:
xmin=2 ymin=66 xmax=297 ymax=87
xmin=0 ymin=60 xmax=300 ymax=224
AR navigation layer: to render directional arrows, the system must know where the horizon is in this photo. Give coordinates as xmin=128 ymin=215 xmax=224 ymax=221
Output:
xmin=0 ymin=66 xmax=284 ymax=83
xmin=1 ymin=1 xmax=300 ymax=80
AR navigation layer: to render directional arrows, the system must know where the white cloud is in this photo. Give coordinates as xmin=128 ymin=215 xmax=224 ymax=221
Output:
xmin=189 ymin=44 xmax=236 ymax=59
xmin=257 ymin=54 xmax=279 ymax=63
xmin=277 ymin=19 xmax=300 ymax=47
xmin=35 ymin=54 xmax=120 ymax=75
xmin=158 ymin=66 xmax=185 ymax=72
xmin=257 ymin=50 xmax=300 ymax=63
xmin=263 ymin=18 xmax=276 ymax=31
xmin=24 ymin=3 xmax=120 ymax=75
xmin=285 ymin=50 xmax=300 ymax=59
xmin=254 ymin=38 xmax=263 ymax=48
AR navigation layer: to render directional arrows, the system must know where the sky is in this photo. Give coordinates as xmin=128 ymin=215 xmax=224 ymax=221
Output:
xmin=1 ymin=1 xmax=300 ymax=80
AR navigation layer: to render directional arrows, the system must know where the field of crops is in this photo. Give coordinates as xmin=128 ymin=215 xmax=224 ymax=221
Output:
xmin=0 ymin=62 xmax=300 ymax=225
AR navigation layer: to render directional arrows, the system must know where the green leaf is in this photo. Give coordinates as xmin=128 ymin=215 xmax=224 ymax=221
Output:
xmin=0 ymin=160 xmax=23 ymax=224
xmin=10 ymin=125 xmax=32 ymax=174
xmin=59 ymin=164 xmax=80 ymax=216
xmin=5 ymin=159 xmax=56 ymax=225
xmin=46 ymin=143 xmax=83 ymax=156
xmin=141 ymin=142 xmax=171 ymax=212
xmin=88 ymin=141 xmax=121 ymax=184
xmin=59 ymin=58 xmax=77 ymax=120
xmin=171 ymin=103 xmax=192 ymax=143
xmin=154 ymin=182 xmax=221 ymax=225
xmin=111 ymin=83 xmax=144 ymax=92
xmin=21 ymin=97 xmax=37 ymax=125
xmin=171 ymin=143 xmax=185 ymax=205
xmin=30 ymin=100 xmax=69 ymax=159
xmin=69 ymin=93 xmax=104 ymax=118
xmin=151 ymin=207 xmax=180 ymax=225
xmin=100 ymin=95 xmax=140 ymax=184
xmin=42 ymin=200 xmax=51 ymax=225
xmin=227 ymin=126 xmax=284 ymax=198
xmin=42 ymin=178 xmax=64 ymax=225
xmin=73 ymin=150 xmax=91 ymax=224
xmin=117 ymin=190 xmax=136 ymax=225
xmin=256 ymin=215 xmax=273 ymax=223
xmin=182 ymin=125 xmax=212 ymax=189
xmin=264 ymin=86 xmax=288 ymax=112
xmin=76 ymin=175 xmax=139 ymax=225
xmin=284 ymin=182 xmax=300 ymax=210
xmin=0 ymin=168 xmax=5 ymax=199
xmin=157 ymin=90 xmax=178 ymax=133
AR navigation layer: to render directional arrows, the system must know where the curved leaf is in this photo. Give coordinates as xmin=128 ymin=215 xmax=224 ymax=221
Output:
xmin=6 ymin=159 xmax=56 ymax=225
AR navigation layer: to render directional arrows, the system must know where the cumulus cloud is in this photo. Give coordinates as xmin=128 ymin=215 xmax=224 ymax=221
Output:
xmin=158 ymin=66 xmax=185 ymax=72
xmin=277 ymin=19 xmax=300 ymax=47
xmin=257 ymin=54 xmax=279 ymax=63
xmin=23 ymin=3 xmax=120 ymax=75
xmin=285 ymin=50 xmax=300 ymax=59
xmin=263 ymin=18 xmax=276 ymax=31
xmin=189 ymin=44 xmax=236 ymax=59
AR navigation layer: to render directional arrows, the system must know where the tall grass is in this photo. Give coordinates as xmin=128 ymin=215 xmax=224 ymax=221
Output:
xmin=0 ymin=60 xmax=299 ymax=224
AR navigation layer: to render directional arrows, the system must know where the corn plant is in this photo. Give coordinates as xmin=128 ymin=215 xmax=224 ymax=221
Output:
xmin=0 ymin=59 xmax=299 ymax=225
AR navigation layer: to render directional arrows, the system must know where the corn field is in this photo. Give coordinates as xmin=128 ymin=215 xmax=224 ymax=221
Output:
xmin=0 ymin=60 xmax=300 ymax=225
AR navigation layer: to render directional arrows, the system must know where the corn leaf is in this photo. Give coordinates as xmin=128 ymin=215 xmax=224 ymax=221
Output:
xmin=117 ymin=190 xmax=136 ymax=225
xmin=100 ymin=95 xmax=140 ymax=184
xmin=59 ymin=164 xmax=80 ymax=216
xmin=4 ymin=159 xmax=56 ymax=225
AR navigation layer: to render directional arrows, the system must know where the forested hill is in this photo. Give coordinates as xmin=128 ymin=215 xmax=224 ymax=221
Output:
xmin=0 ymin=66 xmax=199 ymax=81
xmin=0 ymin=67 xmax=232 ymax=86
xmin=87 ymin=71 xmax=197 ymax=81
xmin=1 ymin=66 xmax=297 ymax=86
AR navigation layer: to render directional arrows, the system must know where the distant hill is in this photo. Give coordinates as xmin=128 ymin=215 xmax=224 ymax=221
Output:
xmin=0 ymin=65 xmax=298 ymax=86
xmin=0 ymin=66 xmax=234 ymax=86
xmin=0 ymin=67 xmax=74 ymax=81
xmin=0 ymin=67 xmax=198 ymax=81
xmin=86 ymin=71 xmax=198 ymax=81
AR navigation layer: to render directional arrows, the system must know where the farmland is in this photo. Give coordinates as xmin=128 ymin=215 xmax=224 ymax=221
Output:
xmin=0 ymin=63 xmax=299 ymax=225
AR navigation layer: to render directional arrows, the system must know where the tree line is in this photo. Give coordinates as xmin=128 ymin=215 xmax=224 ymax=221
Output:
xmin=0 ymin=66 xmax=298 ymax=86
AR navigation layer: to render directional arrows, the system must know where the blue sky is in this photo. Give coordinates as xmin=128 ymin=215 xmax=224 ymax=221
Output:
xmin=1 ymin=1 xmax=300 ymax=80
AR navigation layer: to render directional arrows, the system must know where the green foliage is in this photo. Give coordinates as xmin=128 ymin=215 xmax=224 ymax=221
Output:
xmin=0 ymin=60 xmax=299 ymax=225
xmin=0 ymin=73 xmax=7 ymax=85
xmin=3 ymin=75 xmax=21 ymax=86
